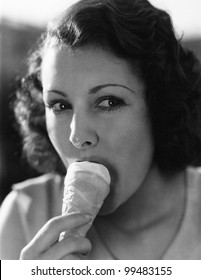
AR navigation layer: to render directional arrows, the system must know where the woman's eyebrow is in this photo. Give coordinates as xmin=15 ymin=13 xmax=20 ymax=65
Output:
xmin=43 ymin=83 xmax=135 ymax=96
xmin=89 ymin=84 xmax=136 ymax=94
xmin=43 ymin=89 xmax=67 ymax=97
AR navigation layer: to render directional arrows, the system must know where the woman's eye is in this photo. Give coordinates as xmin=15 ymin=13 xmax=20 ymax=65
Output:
xmin=46 ymin=100 xmax=72 ymax=113
xmin=97 ymin=97 xmax=125 ymax=111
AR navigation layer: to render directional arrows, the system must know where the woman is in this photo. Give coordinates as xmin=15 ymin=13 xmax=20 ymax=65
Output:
xmin=0 ymin=0 xmax=201 ymax=260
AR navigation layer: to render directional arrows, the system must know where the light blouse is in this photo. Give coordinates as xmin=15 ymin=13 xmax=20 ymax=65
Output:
xmin=0 ymin=167 xmax=200 ymax=259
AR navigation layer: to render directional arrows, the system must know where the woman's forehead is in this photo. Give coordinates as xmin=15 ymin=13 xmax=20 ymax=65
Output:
xmin=41 ymin=46 xmax=145 ymax=95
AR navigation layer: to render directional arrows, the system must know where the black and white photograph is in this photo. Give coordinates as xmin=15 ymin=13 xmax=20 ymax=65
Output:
xmin=0 ymin=0 xmax=201 ymax=264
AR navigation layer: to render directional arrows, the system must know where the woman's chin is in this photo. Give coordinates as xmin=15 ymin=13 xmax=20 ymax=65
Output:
xmin=98 ymin=199 xmax=119 ymax=216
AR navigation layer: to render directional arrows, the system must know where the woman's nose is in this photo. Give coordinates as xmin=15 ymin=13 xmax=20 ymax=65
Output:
xmin=69 ymin=113 xmax=99 ymax=149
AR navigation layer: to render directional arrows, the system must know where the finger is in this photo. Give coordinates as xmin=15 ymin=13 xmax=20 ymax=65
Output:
xmin=40 ymin=236 xmax=92 ymax=260
xmin=25 ymin=214 xmax=91 ymax=255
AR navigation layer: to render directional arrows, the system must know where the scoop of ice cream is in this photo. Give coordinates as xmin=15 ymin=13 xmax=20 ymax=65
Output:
xmin=59 ymin=161 xmax=111 ymax=240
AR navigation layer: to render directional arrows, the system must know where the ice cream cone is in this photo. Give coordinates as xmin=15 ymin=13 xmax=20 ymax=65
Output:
xmin=59 ymin=161 xmax=111 ymax=240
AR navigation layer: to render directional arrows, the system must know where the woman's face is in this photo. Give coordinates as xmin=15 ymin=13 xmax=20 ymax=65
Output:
xmin=42 ymin=46 xmax=154 ymax=214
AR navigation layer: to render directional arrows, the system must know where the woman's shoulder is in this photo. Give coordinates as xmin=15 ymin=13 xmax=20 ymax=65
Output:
xmin=186 ymin=166 xmax=201 ymax=191
xmin=164 ymin=166 xmax=201 ymax=259
xmin=11 ymin=173 xmax=64 ymax=218
xmin=1 ymin=173 xmax=63 ymax=209
xmin=13 ymin=173 xmax=63 ymax=193
xmin=0 ymin=174 xmax=64 ymax=241
xmin=9 ymin=173 xmax=64 ymax=213
xmin=1 ymin=173 xmax=64 ymax=218
xmin=0 ymin=173 xmax=64 ymax=259
xmin=187 ymin=165 xmax=201 ymax=176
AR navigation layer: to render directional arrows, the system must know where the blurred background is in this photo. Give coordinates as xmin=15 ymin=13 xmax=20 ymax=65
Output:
xmin=0 ymin=0 xmax=201 ymax=204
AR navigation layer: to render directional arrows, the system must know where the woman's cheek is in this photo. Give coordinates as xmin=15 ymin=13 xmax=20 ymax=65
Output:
xmin=46 ymin=114 xmax=59 ymax=144
xmin=46 ymin=115 xmax=70 ymax=165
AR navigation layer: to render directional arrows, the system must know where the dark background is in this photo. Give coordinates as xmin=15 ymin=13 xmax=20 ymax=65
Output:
xmin=0 ymin=19 xmax=201 ymax=204
xmin=0 ymin=20 xmax=43 ymax=203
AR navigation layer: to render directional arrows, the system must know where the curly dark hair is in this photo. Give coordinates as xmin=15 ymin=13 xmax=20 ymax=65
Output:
xmin=14 ymin=0 xmax=201 ymax=175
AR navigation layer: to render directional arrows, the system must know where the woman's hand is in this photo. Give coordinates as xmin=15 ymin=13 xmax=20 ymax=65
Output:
xmin=20 ymin=214 xmax=92 ymax=260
